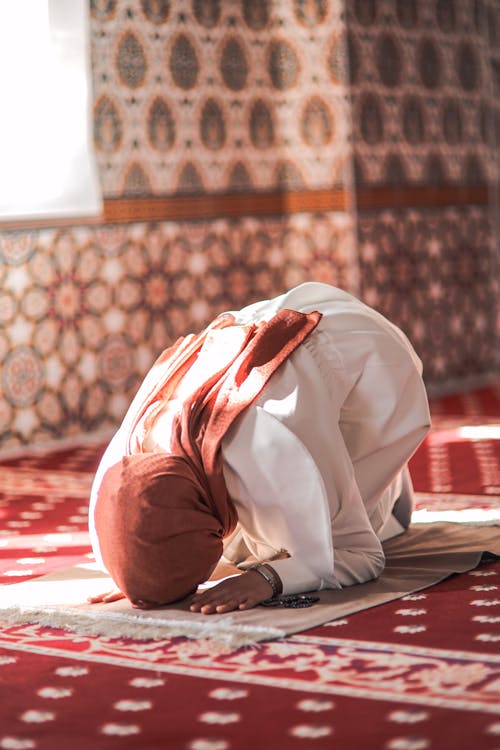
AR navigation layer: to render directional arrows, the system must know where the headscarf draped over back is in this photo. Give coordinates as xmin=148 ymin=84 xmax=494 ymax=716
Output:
xmin=94 ymin=309 xmax=321 ymax=607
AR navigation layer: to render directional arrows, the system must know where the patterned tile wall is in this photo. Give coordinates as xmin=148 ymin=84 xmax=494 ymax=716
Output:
xmin=0 ymin=213 xmax=354 ymax=450
xmin=347 ymin=0 xmax=500 ymax=186
xmin=0 ymin=0 xmax=356 ymax=450
xmin=347 ymin=0 xmax=500 ymax=391
xmin=1 ymin=0 xmax=499 ymax=450
xmin=91 ymin=0 xmax=353 ymax=195
xmin=357 ymin=205 xmax=499 ymax=389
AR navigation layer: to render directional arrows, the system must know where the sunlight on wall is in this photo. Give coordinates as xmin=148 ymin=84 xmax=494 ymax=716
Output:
xmin=0 ymin=0 xmax=102 ymax=220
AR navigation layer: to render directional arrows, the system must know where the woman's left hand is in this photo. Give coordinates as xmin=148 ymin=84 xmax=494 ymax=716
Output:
xmin=190 ymin=570 xmax=273 ymax=614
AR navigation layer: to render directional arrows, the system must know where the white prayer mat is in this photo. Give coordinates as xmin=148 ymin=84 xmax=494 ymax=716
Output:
xmin=1 ymin=522 xmax=499 ymax=648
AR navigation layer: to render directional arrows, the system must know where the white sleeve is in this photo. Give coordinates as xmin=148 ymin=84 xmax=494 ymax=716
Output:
xmin=221 ymin=402 xmax=386 ymax=595
xmin=88 ymin=426 xmax=128 ymax=572
xmin=222 ymin=406 xmax=338 ymax=595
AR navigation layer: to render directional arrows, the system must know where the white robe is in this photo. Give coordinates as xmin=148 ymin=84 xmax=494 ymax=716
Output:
xmin=89 ymin=283 xmax=431 ymax=596
xmin=218 ymin=283 xmax=431 ymax=594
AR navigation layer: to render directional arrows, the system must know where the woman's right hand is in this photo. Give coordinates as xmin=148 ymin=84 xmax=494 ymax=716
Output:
xmin=87 ymin=588 xmax=125 ymax=604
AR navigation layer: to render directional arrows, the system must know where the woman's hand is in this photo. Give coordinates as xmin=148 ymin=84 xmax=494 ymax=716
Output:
xmin=190 ymin=570 xmax=273 ymax=615
xmin=87 ymin=588 xmax=126 ymax=604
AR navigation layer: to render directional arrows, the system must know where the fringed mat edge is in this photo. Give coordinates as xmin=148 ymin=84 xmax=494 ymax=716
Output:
xmin=0 ymin=604 xmax=286 ymax=649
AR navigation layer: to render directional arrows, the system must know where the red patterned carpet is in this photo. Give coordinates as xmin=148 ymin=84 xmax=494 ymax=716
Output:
xmin=0 ymin=385 xmax=499 ymax=750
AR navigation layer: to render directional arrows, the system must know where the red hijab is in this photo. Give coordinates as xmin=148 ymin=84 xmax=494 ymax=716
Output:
xmin=94 ymin=308 xmax=321 ymax=607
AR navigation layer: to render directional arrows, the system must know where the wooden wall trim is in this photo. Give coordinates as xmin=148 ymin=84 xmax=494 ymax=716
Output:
xmin=0 ymin=185 xmax=490 ymax=232
xmin=356 ymin=184 xmax=490 ymax=210
xmin=102 ymin=188 xmax=349 ymax=223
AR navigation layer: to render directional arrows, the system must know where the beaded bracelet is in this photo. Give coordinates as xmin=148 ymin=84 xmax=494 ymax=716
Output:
xmin=251 ymin=564 xmax=282 ymax=598
xmin=261 ymin=594 xmax=320 ymax=609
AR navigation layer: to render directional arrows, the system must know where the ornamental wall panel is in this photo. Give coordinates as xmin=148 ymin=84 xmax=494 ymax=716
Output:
xmin=0 ymin=0 xmax=498 ymax=449
xmin=348 ymin=0 xmax=500 ymax=393
xmin=90 ymin=0 xmax=352 ymax=196
xmin=0 ymin=214 xmax=353 ymax=450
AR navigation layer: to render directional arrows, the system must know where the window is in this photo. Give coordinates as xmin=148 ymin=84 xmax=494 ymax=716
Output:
xmin=0 ymin=1 xmax=102 ymax=221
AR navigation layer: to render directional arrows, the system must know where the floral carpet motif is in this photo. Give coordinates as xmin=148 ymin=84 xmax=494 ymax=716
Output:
xmin=0 ymin=385 xmax=499 ymax=749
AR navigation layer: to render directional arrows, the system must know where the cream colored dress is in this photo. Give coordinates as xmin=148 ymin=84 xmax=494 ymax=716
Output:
xmin=89 ymin=282 xmax=431 ymax=596
xmin=217 ymin=283 xmax=431 ymax=594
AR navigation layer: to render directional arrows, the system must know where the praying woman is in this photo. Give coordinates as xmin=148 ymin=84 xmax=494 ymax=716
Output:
xmin=88 ymin=282 xmax=431 ymax=615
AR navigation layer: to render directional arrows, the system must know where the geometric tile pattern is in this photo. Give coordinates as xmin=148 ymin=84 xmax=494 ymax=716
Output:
xmin=348 ymin=0 xmax=500 ymax=187
xmin=349 ymin=0 xmax=500 ymax=393
xmin=90 ymin=0 xmax=352 ymax=196
xmin=0 ymin=0 xmax=499 ymax=448
xmin=357 ymin=204 xmax=499 ymax=388
xmin=0 ymin=213 xmax=353 ymax=450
